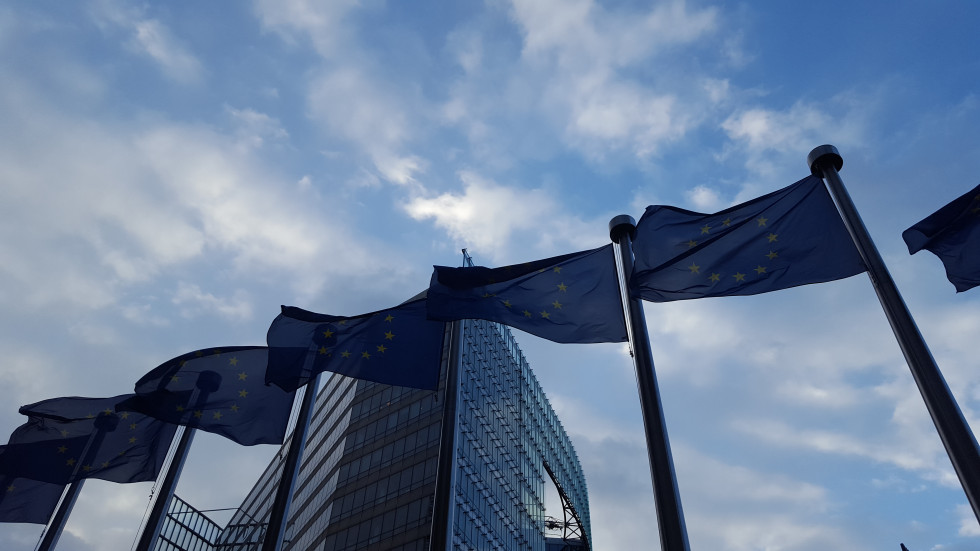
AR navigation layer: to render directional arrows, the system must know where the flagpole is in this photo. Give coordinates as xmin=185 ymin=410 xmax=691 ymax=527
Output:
xmin=35 ymin=481 xmax=83 ymax=551
xmin=429 ymin=319 xmax=463 ymax=551
xmin=609 ymin=215 xmax=691 ymax=551
xmin=134 ymin=369 xmax=225 ymax=551
xmin=132 ymin=425 xmax=194 ymax=551
xmin=809 ymin=144 xmax=980 ymax=523
xmin=37 ymin=409 xmax=121 ymax=551
xmin=262 ymin=372 xmax=320 ymax=551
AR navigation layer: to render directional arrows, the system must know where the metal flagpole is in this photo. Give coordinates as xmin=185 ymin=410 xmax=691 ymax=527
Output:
xmin=135 ymin=369 xmax=223 ymax=551
xmin=261 ymin=372 xmax=321 ymax=551
xmin=38 ymin=409 xmax=121 ymax=551
xmin=133 ymin=425 xmax=195 ymax=551
xmin=430 ymin=249 xmax=473 ymax=551
xmin=428 ymin=319 xmax=463 ymax=551
xmin=609 ymin=215 xmax=691 ymax=551
xmin=809 ymin=144 xmax=980 ymax=524
xmin=36 ymin=482 xmax=83 ymax=551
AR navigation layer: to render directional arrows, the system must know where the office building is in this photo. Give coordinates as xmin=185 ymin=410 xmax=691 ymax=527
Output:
xmin=158 ymin=317 xmax=591 ymax=550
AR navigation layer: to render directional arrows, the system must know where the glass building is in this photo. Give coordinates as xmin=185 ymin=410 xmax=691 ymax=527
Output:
xmin=158 ymin=317 xmax=591 ymax=551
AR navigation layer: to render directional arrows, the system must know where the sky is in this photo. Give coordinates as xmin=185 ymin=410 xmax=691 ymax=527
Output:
xmin=1 ymin=0 xmax=979 ymax=550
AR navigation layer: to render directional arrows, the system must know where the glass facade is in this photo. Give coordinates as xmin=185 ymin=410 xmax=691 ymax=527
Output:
xmin=158 ymin=318 xmax=590 ymax=551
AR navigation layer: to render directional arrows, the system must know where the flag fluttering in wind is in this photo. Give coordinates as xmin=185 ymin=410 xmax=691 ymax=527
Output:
xmin=630 ymin=175 xmax=866 ymax=302
xmin=0 ymin=395 xmax=177 ymax=485
xmin=0 ymin=475 xmax=63 ymax=524
xmin=903 ymin=182 xmax=980 ymax=292
xmin=426 ymin=245 xmax=628 ymax=344
xmin=123 ymin=346 xmax=296 ymax=446
xmin=266 ymin=298 xmax=445 ymax=392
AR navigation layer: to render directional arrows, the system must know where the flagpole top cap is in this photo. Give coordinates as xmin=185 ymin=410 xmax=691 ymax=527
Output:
xmin=808 ymin=144 xmax=843 ymax=176
xmin=197 ymin=370 xmax=222 ymax=393
xmin=609 ymin=215 xmax=637 ymax=243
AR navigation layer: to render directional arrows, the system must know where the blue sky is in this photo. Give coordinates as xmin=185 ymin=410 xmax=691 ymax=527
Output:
xmin=1 ymin=1 xmax=979 ymax=549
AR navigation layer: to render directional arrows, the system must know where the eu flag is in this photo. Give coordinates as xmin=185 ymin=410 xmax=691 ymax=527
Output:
xmin=426 ymin=245 xmax=628 ymax=344
xmin=266 ymin=298 xmax=444 ymax=392
xmin=903 ymin=183 xmax=980 ymax=292
xmin=122 ymin=347 xmax=296 ymax=446
xmin=0 ymin=474 xmax=63 ymax=524
xmin=0 ymin=395 xmax=177 ymax=485
xmin=630 ymin=175 xmax=867 ymax=301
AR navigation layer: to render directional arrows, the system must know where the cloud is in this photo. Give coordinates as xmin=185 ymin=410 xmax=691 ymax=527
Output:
xmin=957 ymin=504 xmax=980 ymax=537
xmin=252 ymin=0 xmax=361 ymax=58
xmin=172 ymin=282 xmax=253 ymax=321
xmin=0 ymin=76 xmax=379 ymax=315
xmin=306 ymin=67 xmax=427 ymax=187
xmin=732 ymin=417 xmax=955 ymax=487
xmin=404 ymin=171 xmax=603 ymax=261
xmin=720 ymin=99 xmax=868 ymax=180
xmin=225 ymin=106 xmax=289 ymax=150
xmin=90 ymin=0 xmax=204 ymax=84
xmin=686 ymin=185 xmax=724 ymax=211
xmin=438 ymin=0 xmax=722 ymax=161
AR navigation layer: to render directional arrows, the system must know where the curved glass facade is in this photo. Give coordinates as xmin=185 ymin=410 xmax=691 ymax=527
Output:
xmin=158 ymin=318 xmax=590 ymax=551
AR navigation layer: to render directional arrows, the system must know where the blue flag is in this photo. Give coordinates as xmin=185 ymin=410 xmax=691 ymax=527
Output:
xmin=630 ymin=175 xmax=867 ymax=301
xmin=0 ymin=395 xmax=177 ymax=485
xmin=266 ymin=298 xmax=444 ymax=392
xmin=122 ymin=347 xmax=296 ymax=446
xmin=0 ymin=474 xmax=63 ymax=524
xmin=903 ymin=183 xmax=980 ymax=292
xmin=426 ymin=245 xmax=628 ymax=344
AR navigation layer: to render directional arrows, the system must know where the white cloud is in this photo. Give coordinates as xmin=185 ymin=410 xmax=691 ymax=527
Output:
xmin=957 ymin=504 xmax=980 ymax=537
xmin=732 ymin=417 xmax=955 ymax=486
xmin=687 ymin=184 xmax=723 ymax=211
xmin=307 ymin=67 xmax=426 ymax=187
xmin=720 ymin=99 xmax=867 ymax=179
xmin=252 ymin=0 xmax=361 ymax=58
xmin=129 ymin=19 xmax=204 ymax=83
xmin=404 ymin=171 xmax=602 ymax=262
xmin=172 ymin=282 xmax=253 ymax=321
xmin=494 ymin=0 xmax=720 ymax=159
xmin=90 ymin=0 xmax=204 ymax=84
xmin=0 ymin=76 xmax=382 ymax=315
xmin=225 ymin=106 xmax=289 ymax=150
